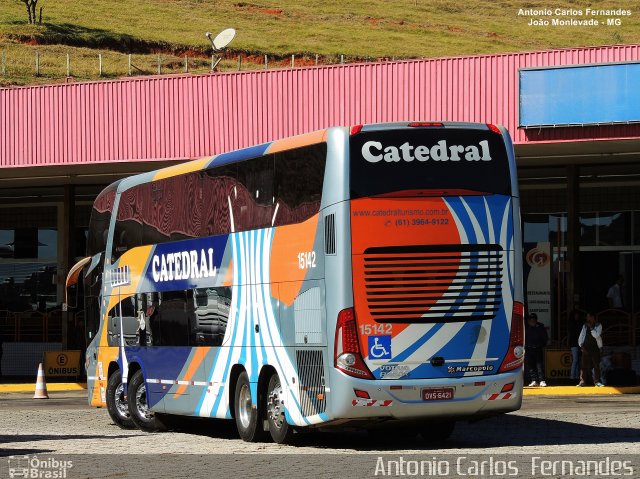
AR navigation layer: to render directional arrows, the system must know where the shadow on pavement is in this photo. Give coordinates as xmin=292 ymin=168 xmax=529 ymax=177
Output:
xmin=0 ymin=448 xmax=54 ymax=457
xmin=162 ymin=413 xmax=639 ymax=450
xmin=0 ymin=433 xmax=144 ymax=457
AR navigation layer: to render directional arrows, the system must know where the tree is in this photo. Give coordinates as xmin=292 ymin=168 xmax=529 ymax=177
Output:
xmin=19 ymin=0 xmax=42 ymax=25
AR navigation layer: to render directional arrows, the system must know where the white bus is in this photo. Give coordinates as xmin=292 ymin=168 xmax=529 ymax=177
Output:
xmin=68 ymin=122 xmax=523 ymax=443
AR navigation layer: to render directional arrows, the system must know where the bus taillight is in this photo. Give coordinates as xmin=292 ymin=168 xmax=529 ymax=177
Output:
xmin=487 ymin=123 xmax=502 ymax=135
xmin=334 ymin=308 xmax=373 ymax=379
xmin=498 ymin=301 xmax=525 ymax=373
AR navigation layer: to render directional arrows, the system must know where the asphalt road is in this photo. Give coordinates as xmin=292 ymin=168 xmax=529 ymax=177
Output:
xmin=1 ymin=391 xmax=638 ymax=478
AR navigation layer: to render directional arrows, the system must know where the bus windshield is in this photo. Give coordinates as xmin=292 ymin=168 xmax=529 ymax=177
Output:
xmin=349 ymin=127 xmax=512 ymax=198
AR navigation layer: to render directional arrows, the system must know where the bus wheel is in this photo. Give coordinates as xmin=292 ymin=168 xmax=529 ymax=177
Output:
xmin=234 ymin=371 xmax=267 ymax=442
xmin=266 ymin=372 xmax=293 ymax=444
xmin=106 ymin=370 xmax=135 ymax=430
xmin=127 ymin=370 xmax=166 ymax=433
xmin=420 ymin=421 xmax=455 ymax=442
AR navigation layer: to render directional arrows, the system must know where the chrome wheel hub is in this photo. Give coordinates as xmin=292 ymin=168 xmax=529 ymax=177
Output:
xmin=135 ymin=384 xmax=153 ymax=419
xmin=267 ymin=379 xmax=285 ymax=429
xmin=238 ymin=383 xmax=252 ymax=429
xmin=114 ymin=382 xmax=130 ymax=418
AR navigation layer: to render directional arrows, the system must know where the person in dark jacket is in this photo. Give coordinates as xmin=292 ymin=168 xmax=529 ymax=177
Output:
xmin=567 ymin=310 xmax=583 ymax=381
xmin=525 ymin=313 xmax=549 ymax=387
xmin=578 ymin=312 xmax=604 ymax=387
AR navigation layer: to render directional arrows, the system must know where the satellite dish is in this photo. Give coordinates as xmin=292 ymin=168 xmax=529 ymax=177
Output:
xmin=205 ymin=28 xmax=236 ymax=52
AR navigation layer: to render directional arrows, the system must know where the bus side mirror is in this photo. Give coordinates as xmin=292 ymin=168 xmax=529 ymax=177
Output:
xmin=66 ymin=256 xmax=91 ymax=309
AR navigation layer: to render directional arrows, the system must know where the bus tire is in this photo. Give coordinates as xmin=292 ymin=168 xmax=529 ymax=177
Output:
xmin=420 ymin=421 xmax=455 ymax=442
xmin=234 ymin=371 xmax=267 ymax=442
xmin=266 ymin=372 xmax=293 ymax=444
xmin=105 ymin=369 xmax=136 ymax=430
xmin=127 ymin=370 xmax=166 ymax=433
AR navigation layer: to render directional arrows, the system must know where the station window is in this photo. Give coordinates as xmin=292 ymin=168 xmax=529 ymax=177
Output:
xmin=0 ymin=206 xmax=58 ymax=312
xmin=597 ymin=211 xmax=632 ymax=247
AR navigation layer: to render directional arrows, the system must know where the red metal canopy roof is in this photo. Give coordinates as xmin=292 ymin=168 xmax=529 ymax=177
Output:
xmin=2 ymin=44 xmax=640 ymax=169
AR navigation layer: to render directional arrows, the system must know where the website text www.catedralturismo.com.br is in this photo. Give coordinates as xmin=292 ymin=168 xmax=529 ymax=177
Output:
xmin=353 ymin=208 xmax=448 ymax=217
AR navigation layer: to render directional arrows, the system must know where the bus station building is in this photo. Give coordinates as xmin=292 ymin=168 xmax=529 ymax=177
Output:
xmin=1 ymin=43 xmax=639 ymax=378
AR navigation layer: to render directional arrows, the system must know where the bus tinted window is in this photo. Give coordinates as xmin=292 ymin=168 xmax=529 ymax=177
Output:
xmin=112 ymin=186 xmax=144 ymax=259
xmin=112 ymin=173 xmax=204 ymax=260
xmin=350 ymin=128 xmax=511 ymax=198
xmin=191 ymin=287 xmax=231 ymax=346
xmin=87 ymin=181 xmax=119 ymax=257
xmin=233 ymin=157 xmax=275 ymax=231
xmin=111 ymin=143 xmax=327 ymax=261
xmin=273 ymin=143 xmax=327 ymax=226
xmin=202 ymin=164 xmax=236 ymax=236
xmin=142 ymin=173 xmax=203 ymax=243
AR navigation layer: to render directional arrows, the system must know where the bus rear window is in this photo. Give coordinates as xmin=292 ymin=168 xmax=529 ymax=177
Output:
xmin=350 ymin=128 xmax=512 ymax=198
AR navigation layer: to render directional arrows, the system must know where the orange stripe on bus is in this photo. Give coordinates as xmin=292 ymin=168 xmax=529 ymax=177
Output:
xmin=222 ymin=261 xmax=233 ymax=287
xmin=173 ymin=348 xmax=209 ymax=398
xmin=269 ymin=214 xmax=319 ymax=306
xmin=153 ymin=157 xmax=211 ymax=181
xmin=266 ymin=130 xmax=327 ymax=154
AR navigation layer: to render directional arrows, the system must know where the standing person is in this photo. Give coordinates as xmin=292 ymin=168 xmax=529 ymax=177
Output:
xmin=567 ymin=310 xmax=583 ymax=381
xmin=578 ymin=312 xmax=604 ymax=387
xmin=606 ymin=275 xmax=624 ymax=310
xmin=525 ymin=313 xmax=548 ymax=387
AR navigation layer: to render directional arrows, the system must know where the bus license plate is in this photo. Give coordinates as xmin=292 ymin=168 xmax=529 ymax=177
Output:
xmin=422 ymin=388 xmax=454 ymax=401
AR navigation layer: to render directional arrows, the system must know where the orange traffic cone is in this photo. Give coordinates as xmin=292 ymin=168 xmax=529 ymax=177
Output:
xmin=33 ymin=362 xmax=49 ymax=399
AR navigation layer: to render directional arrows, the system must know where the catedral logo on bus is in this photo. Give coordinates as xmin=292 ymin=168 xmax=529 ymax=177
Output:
xmin=361 ymin=139 xmax=492 ymax=163
xmin=151 ymin=248 xmax=218 ymax=283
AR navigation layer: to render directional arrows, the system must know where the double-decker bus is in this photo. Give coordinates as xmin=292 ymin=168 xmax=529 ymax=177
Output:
xmin=67 ymin=122 xmax=523 ymax=443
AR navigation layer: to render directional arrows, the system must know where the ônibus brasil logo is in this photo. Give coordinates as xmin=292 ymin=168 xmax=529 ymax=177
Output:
xmin=361 ymin=140 xmax=492 ymax=163
xmin=8 ymin=455 xmax=73 ymax=479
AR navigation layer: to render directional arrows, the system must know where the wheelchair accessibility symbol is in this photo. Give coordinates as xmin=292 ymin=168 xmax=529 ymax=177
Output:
xmin=368 ymin=335 xmax=392 ymax=359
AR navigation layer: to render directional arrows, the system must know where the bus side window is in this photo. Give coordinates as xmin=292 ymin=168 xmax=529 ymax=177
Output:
xmin=190 ymin=287 xmax=231 ymax=346
xmin=83 ymin=254 xmax=103 ymax=341
xmin=273 ymin=143 xmax=327 ymax=226
xmin=88 ymin=181 xmax=118 ymax=257
xmin=146 ymin=292 xmax=161 ymax=345
xmin=202 ymin=165 xmax=237 ymax=236
xmin=142 ymin=181 xmax=170 ymax=245
xmin=235 ymin=156 xmax=275 ymax=231
xmin=162 ymin=173 xmax=203 ymax=242
xmin=112 ymin=187 xmax=144 ymax=261
xmin=157 ymin=290 xmax=191 ymax=346
xmin=106 ymin=295 xmax=139 ymax=346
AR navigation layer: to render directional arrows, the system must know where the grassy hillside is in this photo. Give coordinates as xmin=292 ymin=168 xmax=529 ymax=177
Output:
xmin=1 ymin=0 xmax=639 ymax=85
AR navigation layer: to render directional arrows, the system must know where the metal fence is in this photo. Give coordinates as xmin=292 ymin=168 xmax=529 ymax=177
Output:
xmin=0 ymin=48 xmax=354 ymax=83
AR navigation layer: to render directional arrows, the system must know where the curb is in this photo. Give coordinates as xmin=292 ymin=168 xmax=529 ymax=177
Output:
xmin=0 ymin=383 xmax=87 ymax=393
xmin=523 ymin=385 xmax=640 ymax=396
xmin=1 ymin=383 xmax=638 ymax=395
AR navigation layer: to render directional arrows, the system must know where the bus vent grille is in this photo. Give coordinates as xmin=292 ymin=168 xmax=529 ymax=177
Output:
xmin=363 ymin=244 xmax=504 ymax=323
xmin=324 ymin=214 xmax=336 ymax=255
xmin=295 ymin=349 xmax=326 ymax=416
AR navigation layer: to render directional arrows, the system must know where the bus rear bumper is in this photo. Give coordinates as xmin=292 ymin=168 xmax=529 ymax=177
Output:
xmin=326 ymin=369 xmax=523 ymax=422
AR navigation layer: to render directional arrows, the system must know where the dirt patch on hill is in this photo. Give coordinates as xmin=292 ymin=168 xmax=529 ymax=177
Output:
xmin=234 ymin=3 xmax=283 ymax=16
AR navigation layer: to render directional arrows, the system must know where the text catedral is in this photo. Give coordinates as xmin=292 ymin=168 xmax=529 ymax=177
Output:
xmin=151 ymin=248 xmax=218 ymax=283
xmin=362 ymin=140 xmax=492 ymax=163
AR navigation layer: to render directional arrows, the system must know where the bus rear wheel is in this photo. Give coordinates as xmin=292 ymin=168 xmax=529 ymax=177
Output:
xmin=234 ymin=371 xmax=267 ymax=442
xmin=127 ymin=370 xmax=166 ymax=433
xmin=106 ymin=369 xmax=136 ymax=429
xmin=266 ymin=372 xmax=293 ymax=444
